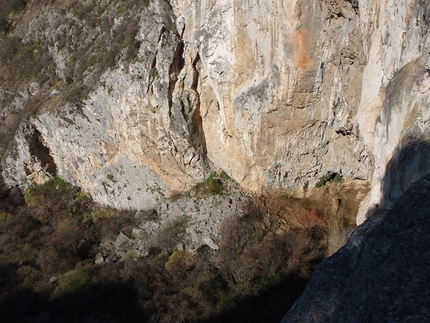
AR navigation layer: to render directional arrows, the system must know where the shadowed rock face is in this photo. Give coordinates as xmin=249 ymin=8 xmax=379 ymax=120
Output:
xmin=281 ymin=170 xmax=430 ymax=322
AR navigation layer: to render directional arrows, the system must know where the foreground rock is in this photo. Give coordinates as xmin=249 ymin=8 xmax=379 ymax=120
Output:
xmin=281 ymin=174 xmax=430 ymax=322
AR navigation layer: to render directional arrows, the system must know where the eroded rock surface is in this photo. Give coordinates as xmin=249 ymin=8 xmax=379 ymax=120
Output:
xmin=0 ymin=0 xmax=430 ymax=219
xmin=97 ymin=175 xmax=248 ymax=262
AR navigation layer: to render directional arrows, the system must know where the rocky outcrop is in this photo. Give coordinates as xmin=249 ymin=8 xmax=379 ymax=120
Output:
xmin=98 ymin=175 xmax=248 ymax=262
xmin=281 ymin=172 xmax=430 ymax=323
xmin=2 ymin=0 xmax=210 ymax=209
xmin=1 ymin=0 xmax=430 ymax=218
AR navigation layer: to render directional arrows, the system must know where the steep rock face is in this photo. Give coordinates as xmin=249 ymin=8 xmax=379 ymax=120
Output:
xmin=2 ymin=0 xmax=210 ymax=209
xmin=281 ymin=173 xmax=430 ymax=322
xmin=360 ymin=0 xmax=430 ymax=222
xmin=1 ymin=0 xmax=430 ymax=215
xmin=172 ymin=0 xmax=370 ymax=195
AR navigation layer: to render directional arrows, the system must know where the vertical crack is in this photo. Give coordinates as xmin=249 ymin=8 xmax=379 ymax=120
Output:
xmin=189 ymin=53 xmax=208 ymax=158
xmin=168 ymin=41 xmax=185 ymax=110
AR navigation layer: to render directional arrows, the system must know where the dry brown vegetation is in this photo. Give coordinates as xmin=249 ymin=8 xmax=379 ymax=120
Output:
xmin=0 ymin=179 xmax=331 ymax=323
xmin=0 ymin=170 xmax=364 ymax=323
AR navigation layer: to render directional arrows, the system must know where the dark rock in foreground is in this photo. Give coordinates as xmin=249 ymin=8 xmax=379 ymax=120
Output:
xmin=282 ymin=174 xmax=430 ymax=323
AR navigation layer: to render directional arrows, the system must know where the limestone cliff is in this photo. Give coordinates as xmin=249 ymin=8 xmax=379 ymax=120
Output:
xmin=1 ymin=0 xmax=430 ymax=218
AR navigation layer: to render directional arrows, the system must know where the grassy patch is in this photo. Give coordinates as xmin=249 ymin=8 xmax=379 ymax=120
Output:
xmin=55 ymin=268 xmax=91 ymax=295
xmin=206 ymin=172 xmax=223 ymax=195
xmin=315 ymin=172 xmax=343 ymax=188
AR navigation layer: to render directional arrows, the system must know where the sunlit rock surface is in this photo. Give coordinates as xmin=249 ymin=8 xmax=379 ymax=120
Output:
xmin=1 ymin=0 xmax=430 ymax=218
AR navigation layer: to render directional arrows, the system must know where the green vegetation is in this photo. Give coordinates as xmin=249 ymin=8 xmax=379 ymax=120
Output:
xmin=0 ymin=177 xmax=342 ymax=323
xmin=182 ymin=170 xmax=238 ymax=199
xmin=149 ymin=67 xmax=158 ymax=78
xmin=315 ymin=172 xmax=343 ymax=188
xmin=186 ymin=171 xmax=226 ymax=197
xmin=55 ymin=268 xmax=91 ymax=295
xmin=206 ymin=171 xmax=223 ymax=194
xmin=50 ymin=176 xmax=71 ymax=187
xmin=219 ymin=170 xmax=233 ymax=181
xmin=164 ymin=250 xmax=195 ymax=273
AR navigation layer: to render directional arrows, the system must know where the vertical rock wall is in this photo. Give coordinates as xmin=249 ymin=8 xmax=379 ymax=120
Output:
xmin=2 ymin=0 xmax=430 ymax=217
xmin=173 ymin=0 xmax=370 ymax=196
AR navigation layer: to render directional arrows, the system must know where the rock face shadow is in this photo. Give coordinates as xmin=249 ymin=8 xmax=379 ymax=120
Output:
xmin=380 ymin=140 xmax=430 ymax=207
xmin=281 ymin=138 xmax=430 ymax=322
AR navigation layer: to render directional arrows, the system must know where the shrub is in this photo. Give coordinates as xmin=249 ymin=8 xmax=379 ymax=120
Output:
xmin=17 ymin=265 xmax=45 ymax=291
xmin=0 ymin=16 xmax=9 ymax=33
xmin=121 ymin=250 xmax=138 ymax=261
xmin=297 ymin=208 xmax=324 ymax=230
xmin=316 ymin=172 xmax=343 ymax=187
xmin=74 ymin=191 xmax=86 ymax=202
xmin=50 ymin=176 xmax=71 ymax=187
xmin=164 ymin=250 xmax=195 ymax=273
xmin=89 ymin=208 xmax=118 ymax=224
xmin=89 ymin=208 xmax=136 ymax=240
xmin=153 ymin=216 xmax=188 ymax=253
xmin=149 ymin=67 xmax=158 ymax=77
xmin=53 ymin=217 xmax=83 ymax=256
xmin=0 ymin=212 xmax=11 ymax=222
xmin=0 ymin=175 xmax=332 ymax=322
xmin=24 ymin=188 xmax=35 ymax=207
xmin=206 ymin=172 xmax=223 ymax=195
xmin=11 ymin=0 xmax=27 ymax=11
xmin=37 ymin=246 xmax=74 ymax=275
xmin=55 ymin=268 xmax=90 ymax=295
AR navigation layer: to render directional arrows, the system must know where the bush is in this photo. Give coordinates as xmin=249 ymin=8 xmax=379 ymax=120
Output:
xmin=17 ymin=265 xmax=45 ymax=291
xmin=89 ymin=208 xmax=136 ymax=240
xmin=37 ymin=246 xmax=74 ymax=275
xmin=205 ymin=172 xmax=223 ymax=195
xmin=11 ymin=0 xmax=27 ymax=11
xmin=164 ymin=250 xmax=195 ymax=273
xmin=316 ymin=172 xmax=343 ymax=187
xmin=121 ymin=250 xmax=138 ymax=261
xmin=218 ymin=199 xmax=326 ymax=300
xmin=0 ymin=169 xmax=336 ymax=322
xmin=0 ymin=212 xmax=11 ymax=222
xmin=55 ymin=268 xmax=90 ymax=295
xmin=24 ymin=188 xmax=35 ymax=207
xmin=297 ymin=208 xmax=324 ymax=230
xmin=0 ymin=16 xmax=9 ymax=33
xmin=153 ymin=216 xmax=188 ymax=253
